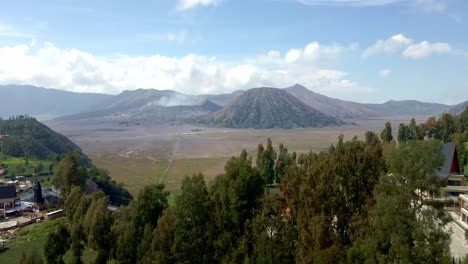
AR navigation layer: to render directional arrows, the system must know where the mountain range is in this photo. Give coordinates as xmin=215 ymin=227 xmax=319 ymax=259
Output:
xmin=1 ymin=84 xmax=466 ymax=128
xmin=0 ymin=85 xmax=112 ymax=120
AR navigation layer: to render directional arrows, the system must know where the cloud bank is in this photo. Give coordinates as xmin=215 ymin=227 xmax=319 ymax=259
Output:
xmin=0 ymin=41 xmax=373 ymax=98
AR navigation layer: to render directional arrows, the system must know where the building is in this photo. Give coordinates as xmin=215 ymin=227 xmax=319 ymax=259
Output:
xmin=417 ymin=143 xmax=467 ymax=210
xmin=437 ymin=143 xmax=468 ymax=211
xmin=0 ymin=185 xmax=21 ymax=217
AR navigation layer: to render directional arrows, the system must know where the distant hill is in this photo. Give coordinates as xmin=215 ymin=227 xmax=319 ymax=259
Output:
xmin=0 ymin=116 xmax=90 ymax=165
xmin=197 ymin=87 xmax=342 ymax=129
xmin=364 ymin=100 xmax=450 ymax=116
xmin=0 ymin=85 xmax=113 ymax=120
xmin=444 ymin=101 xmax=468 ymax=115
xmin=60 ymin=88 xmax=222 ymax=123
xmin=284 ymin=84 xmax=379 ymax=119
xmin=199 ymin=90 xmax=245 ymax=107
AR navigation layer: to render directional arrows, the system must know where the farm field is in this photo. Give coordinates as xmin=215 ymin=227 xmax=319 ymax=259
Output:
xmin=48 ymin=116 xmax=428 ymax=195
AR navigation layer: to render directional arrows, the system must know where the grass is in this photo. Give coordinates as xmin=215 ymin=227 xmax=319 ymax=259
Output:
xmin=90 ymin=152 xmax=229 ymax=195
xmin=0 ymin=152 xmax=53 ymax=178
xmin=0 ymin=218 xmax=66 ymax=264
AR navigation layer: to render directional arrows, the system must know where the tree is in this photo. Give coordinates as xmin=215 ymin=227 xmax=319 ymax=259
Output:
xmin=425 ymin=116 xmax=438 ymax=138
xmin=44 ymin=222 xmax=70 ymax=264
xmin=365 ymin=131 xmax=379 ymax=145
xmin=380 ymin=122 xmax=393 ymax=143
xmin=397 ymin=123 xmax=408 ymax=143
xmin=83 ymin=194 xmax=114 ymax=264
xmin=150 ymin=207 xmax=176 ymax=264
xmin=251 ymin=195 xmax=296 ymax=264
xmin=132 ymin=184 xmax=169 ymax=233
xmin=275 ymin=143 xmax=291 ymax=183
xmin=436 ymin=113 xmax=457 ymax=142
xmin=173 ymin=174 xmax=214 ymax=263
xmin=210 ymin=152 xmax=265 ymax=262
xmin=52 ymin=152 xmax=88 ymax=195
xmin=257 ymin=139 xmax=277 ymax=185
xmin=408 ymin=118 xmax=417 ymax=140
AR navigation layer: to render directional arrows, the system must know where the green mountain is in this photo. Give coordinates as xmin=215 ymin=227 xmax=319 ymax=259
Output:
xmin=0 ymin=116 xmax=90 ymax=165
xmin=200 ymin=87 xmax=342 ymax=129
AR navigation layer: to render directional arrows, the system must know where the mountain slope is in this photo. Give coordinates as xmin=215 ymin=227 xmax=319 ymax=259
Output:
xmin=201 ymin=87 xmax=342 ymax=129
xmin=444 ymin=100 xmax=468 ymax=115
xmin=284 ymin=84 xmax=379 ymax=119
xmin=60 ymin=88 xmax=222 ymax=123
xmin=0 ymin=116 xmax=90 ymax=165
xmin=364 ymin=100 xmax=450 ymax=116
xmin=0 ymin=85 xmax=113 ymax=120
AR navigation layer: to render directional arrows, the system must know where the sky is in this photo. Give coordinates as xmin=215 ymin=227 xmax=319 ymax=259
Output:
xmin=0 ymin=0 xmax=467 ymax=104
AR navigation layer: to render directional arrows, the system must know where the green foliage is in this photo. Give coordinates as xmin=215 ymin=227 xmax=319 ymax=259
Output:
xmin=173 ymin=174 xmax=214 ymax=263
xmin=44 ymin=222 xmax=70 ymax=264
xmin=436 ymin=113 xmax=458 ymax=143
xmin=380 ymin=122 xmax=393 ymax=143
xmin=82 ymin=194 xmax=114 ymax=263
xmin=20 ymin=127 xmax=457 ymax=264
xmin=348 ymin=140 xmax=450 ymax=264
xmin=88 ymin=168 xmax=133 ymax=205
xmin=19 ymin=249 xmax=44 ymax=264
xmin=250 ymin=195 xmax=296 ymax=264
xmin=397 ymin=123 xmax=408 ymax=143
xmin=0 ymin=116 xmax=89 ymax=164
xmin=150 ymin=207 xmax=176 ymax=264
xmin=257 ymin=139 xmax=277 ymax=185
xmin=132 ymin=184 xmax=169 ymax=233
xmin=210 ymin=151 xmax=265 ymax=262
xmin=52 ymin=152 xmax=88 ymax=195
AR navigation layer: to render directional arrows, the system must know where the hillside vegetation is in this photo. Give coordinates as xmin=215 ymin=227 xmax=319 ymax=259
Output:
xmin=0 ymin=116 xmax=90 ymax=165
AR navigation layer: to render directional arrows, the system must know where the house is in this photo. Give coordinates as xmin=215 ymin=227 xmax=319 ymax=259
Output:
xmin=438 ymin=143 xmax=468 ymax=208
xmin=0 ymin=185 xmax=21 ymax=217
xmin=418 ymin=143 xmax=467 ymax=210
xmin=0 ymin=169 xmax=5 ymax=176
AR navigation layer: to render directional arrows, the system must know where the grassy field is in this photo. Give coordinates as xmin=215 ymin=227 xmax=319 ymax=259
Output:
xmin=90 ymin=151 xmax=229 ymax=195
xmin=0 ymin=218 xmax=65 ymax=264
xmin=0 ymin=152 xmax=53 ymax=178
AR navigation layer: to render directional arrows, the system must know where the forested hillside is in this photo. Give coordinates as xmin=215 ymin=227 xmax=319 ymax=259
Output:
xmin=0 ymin=116 xmax=90 ymax=165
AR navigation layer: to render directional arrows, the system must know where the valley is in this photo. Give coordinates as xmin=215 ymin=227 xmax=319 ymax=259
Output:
xmin=47 ymin=116 xmax=428 ymax=195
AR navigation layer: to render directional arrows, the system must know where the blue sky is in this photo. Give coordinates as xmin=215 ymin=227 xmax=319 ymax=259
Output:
xmin=0 ymin=0 xmax=467 ymax=104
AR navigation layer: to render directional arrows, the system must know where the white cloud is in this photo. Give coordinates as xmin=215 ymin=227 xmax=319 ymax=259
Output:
xmin=363 ymin=34 xmax=412 ymax=58
xmin=379 ymin=69 xmax=392 ymax=77
xmin=296 ymin=0 xmax=405 ymax=6
xmin=402 ymin=41 xmax=451 ymax=59
xmin=415 ymin=0 xmax=447 ymax=13
xmin=0 ymin=41 xmax=374 ymax=99
xmin=140 ymin=31 xmax=187 ymax=44
xmin=177 ymin=0 xmax=221 ymax=11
